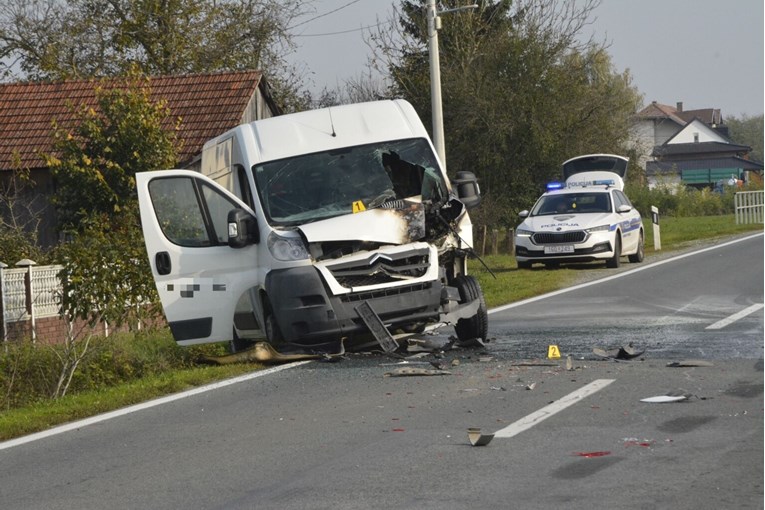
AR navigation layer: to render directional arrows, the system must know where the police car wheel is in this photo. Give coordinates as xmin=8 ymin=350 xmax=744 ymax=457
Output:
xmin=606 ymin=236 xmax=621 ymax=268
xmin=628 ymin=231 xmax=645 ymax=263
xmin=453 ymin=275 xmax=488 ymax=342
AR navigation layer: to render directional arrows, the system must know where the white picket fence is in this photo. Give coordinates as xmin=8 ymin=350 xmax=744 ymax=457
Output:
xmin=734 ymin=191 xmax=764 ymax=224
xmin=0 ymin=264 xmax=64 ymax=341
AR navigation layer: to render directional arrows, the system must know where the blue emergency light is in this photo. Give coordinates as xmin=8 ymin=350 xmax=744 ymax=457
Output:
xmin=546 ymin=181 xmax=565 ymax=191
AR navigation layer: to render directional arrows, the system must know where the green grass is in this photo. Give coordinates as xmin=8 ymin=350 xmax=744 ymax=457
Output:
xmin=0 ymin=363 xmax=261 ymax=441
xmin=1 ymin=215 xmax=761 ymax=442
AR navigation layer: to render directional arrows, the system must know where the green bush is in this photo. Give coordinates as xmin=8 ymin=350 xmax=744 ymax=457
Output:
xmin=0 ymin=329 xmax=226 ymax=411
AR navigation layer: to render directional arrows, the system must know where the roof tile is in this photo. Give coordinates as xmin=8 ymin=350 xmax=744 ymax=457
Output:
xmin=0 ymin=70 xmax=263 ymax=170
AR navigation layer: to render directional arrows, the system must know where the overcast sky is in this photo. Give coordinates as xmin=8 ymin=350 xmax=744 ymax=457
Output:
xmin=288 ymin=0 xmax=764 ymax=118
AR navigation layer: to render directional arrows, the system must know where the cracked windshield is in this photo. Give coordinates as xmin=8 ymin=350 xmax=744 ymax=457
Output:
xmin=253 ymin=138 xmax=447 ymax=226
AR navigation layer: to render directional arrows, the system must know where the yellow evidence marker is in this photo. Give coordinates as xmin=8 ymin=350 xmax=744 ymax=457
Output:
xmin=547 ymin=345 xmax=561 ymax=359
xmin=352 ymin=200 xmax=366 ymax=213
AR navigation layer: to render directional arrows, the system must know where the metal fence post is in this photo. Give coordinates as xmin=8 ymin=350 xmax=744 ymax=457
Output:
xmin=16 ymin=259 xmax=37 ymax=342
xmin=0 ymin=261 xmax=7 ymax=343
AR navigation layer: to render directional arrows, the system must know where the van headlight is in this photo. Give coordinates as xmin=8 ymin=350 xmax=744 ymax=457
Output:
xmin=267 ymin=232 xmax=310 ymax=261
xmin=586 ymin=225 xmax=611 ymax=233
xmin=516 ymin=229 xmax=534 ymax=237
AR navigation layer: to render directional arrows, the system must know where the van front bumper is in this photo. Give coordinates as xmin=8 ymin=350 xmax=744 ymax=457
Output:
xmin=265 ymin=266 xmax=443 ymax=345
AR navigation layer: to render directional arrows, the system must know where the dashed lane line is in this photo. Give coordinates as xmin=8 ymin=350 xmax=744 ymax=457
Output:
xmin=493 ymin=379 xmax=615 ymax=439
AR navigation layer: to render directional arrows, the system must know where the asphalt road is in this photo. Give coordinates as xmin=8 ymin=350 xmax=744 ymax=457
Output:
xmin=1 ymin=233 xmax=762 ymax=510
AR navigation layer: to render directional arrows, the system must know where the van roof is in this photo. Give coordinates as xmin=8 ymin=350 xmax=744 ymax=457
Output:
xmin=209 ymin=99 xmax=432 ymax=165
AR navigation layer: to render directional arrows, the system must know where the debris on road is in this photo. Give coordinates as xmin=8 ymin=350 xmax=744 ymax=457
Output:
xmin=666 ymin=360 xmax=714 ymax=367
xmin=640 ymin=394 xmax=690 ymax=403
xmin=593 ymin=342 xmax=644 ymax=360
xmin=384 ymin=367 xmax=451 ymax=377
xmin=526 ymin=382 xmax=537 ymax=391
xmin=573 ymin=451 xmax=611 ymax=458
xmin=467 ymin=427 xmax=494 ymax=446
xmin=203 ymin=340 xmax=346 ymax=364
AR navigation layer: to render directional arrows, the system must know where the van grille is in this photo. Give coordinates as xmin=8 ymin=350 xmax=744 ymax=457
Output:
xmin=327 ymin=248 xmax=430 ymax=288
xmin=532 ymin=231 xmax=586 ymax=244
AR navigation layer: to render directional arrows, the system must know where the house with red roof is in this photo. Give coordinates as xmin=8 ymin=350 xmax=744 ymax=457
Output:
xmin=0 ymin=70 xmax=280 ymax=247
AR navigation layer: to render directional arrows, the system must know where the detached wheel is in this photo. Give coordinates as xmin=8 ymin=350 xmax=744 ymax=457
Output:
xmin=606 ymin=236 xmax=621 ymax=268
xmin=453 ymin=275 xmax=488 ymax=343
xmin=628 ymin=231 xmax=645 ymax=263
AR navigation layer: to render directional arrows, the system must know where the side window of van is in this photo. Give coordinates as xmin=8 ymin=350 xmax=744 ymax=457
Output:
xmin=149 ymin=176 xmax=239 ymax=247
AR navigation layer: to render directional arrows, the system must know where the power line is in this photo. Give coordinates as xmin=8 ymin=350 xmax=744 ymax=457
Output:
xmin=289 ymin=0 xmax=365 ymax=30
xmin=294 ymin=19 xmax=392 ymax=37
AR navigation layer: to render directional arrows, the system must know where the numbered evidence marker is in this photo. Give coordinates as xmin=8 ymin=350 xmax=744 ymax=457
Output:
xmin=352 ymin=200 xmax=366 ymax=213
xmin=547 ymin=345 xmax=561 ymax=359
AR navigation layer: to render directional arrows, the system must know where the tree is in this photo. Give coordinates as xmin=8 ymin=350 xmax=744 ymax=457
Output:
xmin=44 ymin=71 xmax=179 ymax=229
xmin=370 ymin=0 xmax=642 ymax=226
xmin=0 ymin=0 xmax=311 ymax=111
xmin=44 ymin=71 xmax=178 ymax=328
xmin=726 ymin=114 xmax=764 ymax=164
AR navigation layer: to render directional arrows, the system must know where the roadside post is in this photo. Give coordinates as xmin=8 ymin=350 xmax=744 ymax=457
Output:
xmin=651 ymin=206 xmax=661 ymax=250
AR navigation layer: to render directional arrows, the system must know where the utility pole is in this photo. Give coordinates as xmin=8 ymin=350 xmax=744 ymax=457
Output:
xmin=426 ymin=1 xmax=477 ymax=171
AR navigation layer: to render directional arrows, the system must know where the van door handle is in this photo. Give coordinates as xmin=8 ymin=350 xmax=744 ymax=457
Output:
xmin=155 ymin=252 xmax=171 ymax=275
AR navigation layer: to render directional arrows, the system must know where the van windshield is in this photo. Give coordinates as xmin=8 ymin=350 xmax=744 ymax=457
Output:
xmin=253 ymin=138 xmax=446 ymax=226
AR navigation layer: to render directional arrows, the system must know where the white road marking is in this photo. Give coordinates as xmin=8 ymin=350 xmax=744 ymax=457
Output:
xmin=0 ymin=361 xmax=312 ymax=451
xmin=706 ymin=303 xmax=764 ymax=330
xmin=493 ymin=379 xmax=615 ymax=438
xmin=489 ymin=232 xmax=763 ymax=315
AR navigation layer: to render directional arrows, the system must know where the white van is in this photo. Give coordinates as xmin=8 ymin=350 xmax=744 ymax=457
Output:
xmin=136 ymin=99 xmax=487 ymax=352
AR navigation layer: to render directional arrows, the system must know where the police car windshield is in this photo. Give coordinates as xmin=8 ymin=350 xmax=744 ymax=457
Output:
xmin=531 ymin=192 xmax=611 ymax=216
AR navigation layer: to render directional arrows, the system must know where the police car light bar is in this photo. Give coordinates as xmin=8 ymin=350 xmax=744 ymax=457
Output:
xmin=546 ymin=181 xmax=565 ymax=190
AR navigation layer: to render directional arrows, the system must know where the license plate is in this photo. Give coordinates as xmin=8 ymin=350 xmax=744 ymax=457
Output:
xmin=544 ymin=245 xmax=574 ymax=254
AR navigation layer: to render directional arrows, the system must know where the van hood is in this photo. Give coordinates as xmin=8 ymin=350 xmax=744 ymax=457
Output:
xmin=298 ymin=203 xmax=426 ymax=244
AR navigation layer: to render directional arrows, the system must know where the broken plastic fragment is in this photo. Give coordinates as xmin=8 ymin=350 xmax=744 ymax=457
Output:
xmin=467 ymin=428 xmax=494 ymax=446
xmin=640 ymin=395 xmax=688 ymax=403
xmin=574 ymin=451 xmax=611 ymax=458
xmin=666 ymin=360 xmax=714 ymax=367
xmin=384 ymin=367 xmax=451 ymax=377
xmin=593 ymin=343 xmax=644 ymax=360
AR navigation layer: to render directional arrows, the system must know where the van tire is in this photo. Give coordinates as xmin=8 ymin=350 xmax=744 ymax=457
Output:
xmin=453 ymin=275 xmax=488 ymax=342
xmin=263 ymin=299 xmax=284 ymax=345
xmin=229 ymin=329 xmax=255 ymax=353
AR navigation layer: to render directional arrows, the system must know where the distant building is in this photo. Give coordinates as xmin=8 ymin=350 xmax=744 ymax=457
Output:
xmin=630 ymin=101 xmax=762 ymax=189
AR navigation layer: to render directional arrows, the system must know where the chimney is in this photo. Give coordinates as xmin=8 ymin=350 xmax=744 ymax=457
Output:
xmin=676 ymin=101 xmax=683 ymax=112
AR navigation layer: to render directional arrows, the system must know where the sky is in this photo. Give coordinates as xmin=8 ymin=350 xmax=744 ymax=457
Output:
xmin=287 ymin=0 xmax=764 ymax=118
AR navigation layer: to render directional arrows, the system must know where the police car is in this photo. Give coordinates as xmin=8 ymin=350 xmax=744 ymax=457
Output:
xmin=514 ymin=154 xmax=644 ymax=269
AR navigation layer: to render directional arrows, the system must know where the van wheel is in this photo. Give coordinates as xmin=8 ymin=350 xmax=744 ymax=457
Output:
xmin=263 ymin=299 xmax=284 ymax=345
xmin=606 ymin=236 xmax=621 ymax=268
xmin=628 ymin=231 xmax=645 ymax=263
xmin=453 ymin=275 xmax=488 ymax=343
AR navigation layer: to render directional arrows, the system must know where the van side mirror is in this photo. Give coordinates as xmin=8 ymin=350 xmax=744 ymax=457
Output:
xmin=227 ymin=209 xmax=259 ymax=248
xmin=452 ymin=171 xmax=482 ymax=209
xmin=519 ymin=210 xmax=529 ymax=218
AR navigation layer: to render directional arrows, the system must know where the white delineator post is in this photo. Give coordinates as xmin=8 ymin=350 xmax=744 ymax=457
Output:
xmin=651 ymin=206 xmax=661 ymax=251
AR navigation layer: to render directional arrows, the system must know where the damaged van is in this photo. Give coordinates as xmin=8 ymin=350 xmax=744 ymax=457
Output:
xmin=136 ymin=99 xmax=487 ymax=353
